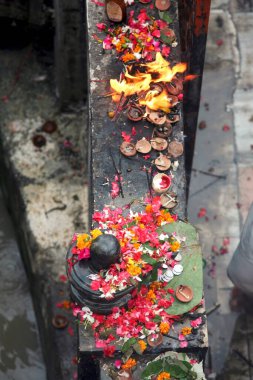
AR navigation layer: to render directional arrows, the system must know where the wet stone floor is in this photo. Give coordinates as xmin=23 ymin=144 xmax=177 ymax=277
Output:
xmin=0 ymin=190 xmax=46 ymax=380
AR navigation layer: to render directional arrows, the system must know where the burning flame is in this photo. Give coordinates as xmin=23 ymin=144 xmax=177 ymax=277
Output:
xmin=140 ymin=88 xmax=172 ymax=113
xmin=110 ymin=52 xmax=187 ymax=112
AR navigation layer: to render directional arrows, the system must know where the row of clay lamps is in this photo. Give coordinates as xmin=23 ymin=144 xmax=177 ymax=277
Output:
xmin=120 ymin=138 xmax=184 ymax=163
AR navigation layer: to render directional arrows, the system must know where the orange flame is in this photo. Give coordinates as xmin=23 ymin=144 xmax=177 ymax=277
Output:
xmin=110 ymin=53 xmax=187 ymax=112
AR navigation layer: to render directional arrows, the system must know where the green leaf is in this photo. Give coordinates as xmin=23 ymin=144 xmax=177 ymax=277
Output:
xmin=141 ymin=254 xmax=157 ymax=265
xmin=153 ymin=315 xmax=162 ymax=323
xmin=133 ymin=342 xmax=143 ymax=355
xmin=160 ymin=35 xmax=174 ymax=45
xmin=141 ymin=359 xmax=164 ymax=379
xmin=121 ymin=338 xmax=137 ymax=353
xmin=158 ymin=11 xmax=173 ymax=23
xmin=160 ymin=221 xmax=203 ymax=315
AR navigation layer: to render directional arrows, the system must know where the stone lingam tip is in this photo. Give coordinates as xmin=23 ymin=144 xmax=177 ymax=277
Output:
xmin=67 ymin=234 xmax=135 ymax=315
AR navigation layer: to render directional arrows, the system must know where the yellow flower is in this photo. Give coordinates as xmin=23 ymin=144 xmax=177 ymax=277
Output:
xmin=90 ymin=229 xmax=103 ymax=240
xmin=181 ymin=327 xmax=192 ymax=336
xmin=145 ymin=204 xmax=153 ymax=213
xmin=157 ymin=372 xmax=171 ymax=380
xmin=76 ymin=234 xmax=91 ymax=249
xmin=159 ymin=322 xmax=170 ymax=335
xmin=127 ymin=263 xmax=142 ymax=276
xmin=170 ymin=241 xmax=180 ymax=252
xmin=122 ymin=358 xmax=137 ymax=369
xmin=138 ymin=340 xmax=147 ymax=352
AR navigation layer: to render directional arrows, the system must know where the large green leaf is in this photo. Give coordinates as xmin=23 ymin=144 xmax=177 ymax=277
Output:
xmin=159 ymin=221 xmax=203 ymax=315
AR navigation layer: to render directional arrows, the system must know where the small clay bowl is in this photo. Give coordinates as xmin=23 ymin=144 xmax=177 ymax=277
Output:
xmin=168 ymin=94 xmax=179 ymax=107
xmin=166 ymin=78 xmax=183 ymax=96
xmin=154 ymin=124 xmax=172 ymax=139
xmin=150 ymin=83 xmax=164 ymax=95
xmin=160 ymin=27 xmax=176 ymax=42
xmin=152 ymin=173 xmax=171 ymax=193
xmin=120 ymin=141 xmax=137 ymax=157
xmin=150 ymin=137 xmax=168 ymax=151
xmin=167 ymin=114 xmax=180 ymax=123
xmin=160 ymin=192 xmax=177 ymax=209
xmin=147 ymin=333 xmax=163 ymax=347
xmin=155 ymin=0 xmax=170 ymax=10
xmin=147 ymin=111 xmax=166 ymax=126
xmin=167 ymin=141 xmax=184 ymax=158
xmin=176 ymin=285 xmax=194 ymax=303
xmin=117 ymin=369 xmax=133 ymax=380
xmin=155 ymin=155 xmax=171 ymax=171
xmin=127 ymin=105 xmax=144 ymax=121
xmin=52 ymin=314 xmax=68 ymax=329
xmin=136 ymin=138 xmax=152 ymax=154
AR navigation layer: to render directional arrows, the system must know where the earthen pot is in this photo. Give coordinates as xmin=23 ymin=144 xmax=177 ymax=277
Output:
xmin=127 ymin=105 xmax=144 ymax=121
xmin=160 ymin=192 xmax=177 ymax=209
xmin=152 ymin=173 xmax=171 ymax=193
xmin=154 ymin=124 xmax=172 ymax=139
xmin=147 ymin=333 xmax=163 ymax=347
xmin=120 ymin=141 xmax=137 ymax=157
xmin=117 ymin=369 xmax=133 ymax=380
xmin=166 ymin=78 xmax=183 ymax=96
xmin=167 ymin=141 xmax=184 ymax=158
xmin=150 ymin=137 xmax=168 ymax=151
xmin=154 ymin=154 xmax=171 ymax=171
xmin=136 ymin=138 xmax=152 ymax=154
xmin=155 ymin=0 xmax=170 ymax=10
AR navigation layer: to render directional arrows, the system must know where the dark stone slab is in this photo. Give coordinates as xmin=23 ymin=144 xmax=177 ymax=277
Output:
xmin=79 ymin=0 xmax=208 ymax=377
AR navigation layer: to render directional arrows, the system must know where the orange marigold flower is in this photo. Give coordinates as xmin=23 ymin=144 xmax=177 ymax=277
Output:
xmin=170 ymin=241 xmax=180 ymax=252
xmin=145 ymin=204 xmax=153 ymax=213
xmin=77 ymin=233 xmax=91 ymax=249
xmin=157 ymin=372 xmax=171 ymax=380
xmin=159 ymin=322 xmax=170 ymax=334
xmin=138 ymin=340 xmax=147 ymax=352
xmin=122 ymin=53 xmax=135 ymax=62
xmin=146 ymin=289 xmax=156 ymax=302
xmin=150 ymin=281 xmax=162 ymax=291
xmin=181 ymin=327 xmax=192 ymax=336
xmin=122 ymin=358 xmax=137 ymax=369
xmin=90 ymin=229 xmax=103 ymax=240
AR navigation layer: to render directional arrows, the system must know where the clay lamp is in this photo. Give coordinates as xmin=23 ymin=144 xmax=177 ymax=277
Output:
xmin=154 ymin=154 xmax=171 ymax=171
xmin=160 ymin=191 xmax=178 ymax=209
xmin=120 ymin=141 xmax=137 ymax=157
xmin=154 ymin=124 xmax=172 ymax=139
xmin=150 ymin=83 xmax=164 ymax=95
xmin=166 ymin=78 xmax=183 ymax=96
xmin=147 ymin=110 xmax=166 ymax=126
xmin=105 ymin=0 xmax=126 ymax=23
xmin=150 ymin=137 xmax=168 ymax=151
xmin=167 ymin=141 xmax=184 ymax=158
xmin=127 ymin=105 xmax=144 ymax=121
xmin=175 ymin=285 xmax=194 ymax=303
xmin=136 ymin=138 xmax=152 ymax=154
xmin=160 ymin=27 xmax=176 ymax=42
xmin=117 ymin=369 xmax=133 ymax=380
xmin=52 ymin=314 xmax=68 ymax=329
xmin=41 ymin=120 xmax=57 ymax=134
xmin=168 ymin=94 xmax=179 ymax=108
xmin=155 ymin=0 xmax=170 ymax=10
xmin=147 ymin=333 xmax=163 ymax=347
xmin=152 ymin=173 xmax=171 ymax=193
xmin=167 ymin=114 xmax=180 ymax=124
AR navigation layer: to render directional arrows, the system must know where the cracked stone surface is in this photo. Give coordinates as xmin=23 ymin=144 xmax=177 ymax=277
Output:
xmin=0 ymin=48 xmax=88 ymax=380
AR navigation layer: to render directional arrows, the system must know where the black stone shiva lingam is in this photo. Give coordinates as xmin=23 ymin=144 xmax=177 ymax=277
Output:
xmin=66 ymin=234 xmax=135 ymax=314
